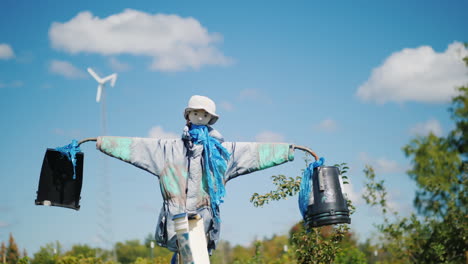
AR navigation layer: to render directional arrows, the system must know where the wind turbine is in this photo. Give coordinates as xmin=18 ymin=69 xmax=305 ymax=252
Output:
xmin=87 ymin=68 xmax=118 ymax=102
xmin=87 ymin=67 xmax=118 ymax=256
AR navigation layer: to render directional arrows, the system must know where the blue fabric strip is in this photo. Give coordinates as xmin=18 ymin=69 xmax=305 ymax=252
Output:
xmin=298 ymin=157 xmax=325 ymax=219
xmin=55 ymin=139 xmax=81 ymax=179
xmin=189 ymin=125 xmax=230 ymax=223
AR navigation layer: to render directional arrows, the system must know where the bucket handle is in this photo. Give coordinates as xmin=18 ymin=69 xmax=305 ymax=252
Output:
xmin=294 ymin=145 xmax=319 ymax=161
xmin=294 ymin=145 xmax=325 ymax=190
xmin=78 ymin=137 xmax=97 ymax=146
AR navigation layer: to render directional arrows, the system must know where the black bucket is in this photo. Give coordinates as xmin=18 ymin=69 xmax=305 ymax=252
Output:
xmin=306 ymin=166 xmax=351 ymax=227
xmin=35 ymin=148 xmax=84 ymax=210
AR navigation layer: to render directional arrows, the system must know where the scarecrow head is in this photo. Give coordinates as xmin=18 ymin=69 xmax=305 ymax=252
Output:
xmin=184 ymin=95 xmax=219 ymax=126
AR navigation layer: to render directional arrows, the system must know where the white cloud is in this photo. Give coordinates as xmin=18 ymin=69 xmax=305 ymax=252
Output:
xmin=10 ymin=80 xmax=23 ymax=87
xmin=108 ymin=57 xmax=131 ymax=72
xmin=41 ymin=83 xmax=53 ymax=89
xmin=49 ymin=60 xmax=86 ymax=79
xmin=357 ymin=42 xmax=468 ymax=104
xmin=341 ymin=181 xmax=363 ymax=206
xmin=0 ymin=221 xmax=10 ymax=228
xmin=255 ymin=131 xmax=285 ymax=142
xmin=148 ymin=126 xmax=179 ymax=139
xmin=315 ymin=118 xmax=338 ymax=132
xmin=239 ymin=89 xmax=272 ymax=103
xmin=0 ymin=43 xmax=14 ymax=59
xmin=219 ymin=101 xmax=234 ymax=111
xmin=409 ymin=119 xmax=443 ymax=137
xmin=359 ymin=152 xmax=405 ymax=174
xmin=0 ymin=80 xmax=24 ymax=89
xmin=49 ymin=9 xmax=232 ymax=72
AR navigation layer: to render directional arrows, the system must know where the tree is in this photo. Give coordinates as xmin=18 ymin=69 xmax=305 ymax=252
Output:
xmin=363 ymin=60 xmax=468 ymax=263
xmin=403 ymin=86 xmax=467 ymax=263
xmin=0 ymin=242 xmax=6 ymax=264
xmin=143 ymin=233 xmax=172 ymax=262
xmin=65 ymin=244 xmax=96 ymax=259
xmin=6 ymin=233 xmax=19 ymax=264
xmin=31 ymin=242 xmax=61 ymax=264
xmin=250 ymin=161 xmax=357 ymax=264
xmin=210 ymin=240 xmax=234 ymax=264
xmin=231 ymin=244 xmax=255 ymax=263
xmin=114 ymin=240 xmax=147 ymax=264
xmin=288 ymin=222 xmax=350 ymax=264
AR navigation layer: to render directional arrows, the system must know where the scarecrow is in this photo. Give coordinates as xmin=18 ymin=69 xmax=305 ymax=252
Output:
xmin=38 ymin=95 xmax=329 ymax=263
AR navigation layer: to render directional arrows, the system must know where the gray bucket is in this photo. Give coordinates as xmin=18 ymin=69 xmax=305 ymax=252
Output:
xmin=306 ymin=166 xmax=351 ymax=227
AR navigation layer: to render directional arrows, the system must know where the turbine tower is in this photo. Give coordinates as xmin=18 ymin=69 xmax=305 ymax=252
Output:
xmin=88 ymin=67 xmax=117 ymax=258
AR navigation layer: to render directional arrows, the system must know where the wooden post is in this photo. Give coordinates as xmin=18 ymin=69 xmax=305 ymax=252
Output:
xmin=173 ymin=213 xmax=210 ymax=264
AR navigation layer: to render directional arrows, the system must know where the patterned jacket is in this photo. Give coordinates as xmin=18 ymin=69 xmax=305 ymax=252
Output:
xmin=96 ymin=132 xmax=294 ymax=253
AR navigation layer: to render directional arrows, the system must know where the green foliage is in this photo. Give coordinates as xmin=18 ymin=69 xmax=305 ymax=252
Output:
xmin=247 ymin=241 xmax=265 ymax=264
xmin=335 ymin=163 xmax=355 ymax=215
xmin=132 ymin=257 xmax=151 ymax=264
xmin=361 ymin=55 xmax=468 ymax=263
xmin=249 ymin=156 xmax=357 ymax=264
xmin=334 ymin=244 xmax=367 ymax=264
xmin=450 ymin=86 xmax=468 ymax=155
xmin=28 ymin=241 xmax=118 ymax=264
xmin=65 ymin=244 xmax=96 ymax=259
xmin=0 ymin=242 xmax=6 ymax=263
xmin=250 ymin=174 xmax=301 ymax=207
xmin=31 ymin=242 xmax=60 ymax=264
xmin=228 ymin=236 xmax=292 ymax=264
xmin=250 ymin=156 xmax=322 ymax=208
xmin=229 ymin=244 xmax=256 ymax=264
xmin=114 ymin=240 xmax=148 ymax=264
xmin=17 ymin=256 xmax=30 ymax=264
xmin=362 ymin=166 xmax=388 ymax=215
xmin=6 ymin=233 xmax=20 ymax=264
xmin=403 ymin=134 xmax=462 ymax=216
xmin=210 ymin=240 xmax=234 ymax=264
xmin=289 ymin=223 xmax=350 ymax=264
xmin=143 ymin=233 xmax=172 ymax=262
xmin=363 ymin=84 xmax=468 ymax=263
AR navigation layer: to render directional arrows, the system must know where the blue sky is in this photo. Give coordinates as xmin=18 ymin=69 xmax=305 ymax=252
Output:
xmin=1 ymin=0 xmax=467 ymax=256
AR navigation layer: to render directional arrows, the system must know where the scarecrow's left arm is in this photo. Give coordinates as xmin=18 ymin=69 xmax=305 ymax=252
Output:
xmin=222 ymin=142 xmax=316 ymax=182
xmin=91 ymin=136 xmax=184 ymax=177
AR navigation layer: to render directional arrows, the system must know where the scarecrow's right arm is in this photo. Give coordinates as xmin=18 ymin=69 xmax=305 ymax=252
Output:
xmin=223 ymin=142 xmax=295 ymax=182
xmin=95 ymin=136 xmax=184 ymax=177
xmin=222 ymin=142 xmax=319 ymax=182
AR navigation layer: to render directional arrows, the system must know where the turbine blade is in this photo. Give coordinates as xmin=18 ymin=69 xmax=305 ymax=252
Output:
xmin=96 ymin=85 xmax=102 ymax=102
xmin=102 ymin=73 xmax=117 ymax=86
xmin=110 ymin=74 xmax=117 ymax=87
xmin=87 ymin=68 xmax=102 ymax=83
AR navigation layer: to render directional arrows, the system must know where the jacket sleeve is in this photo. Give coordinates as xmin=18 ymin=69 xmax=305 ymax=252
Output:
xmin=222 ymin=142 xmax=295 ymax=182
xmin=96 ymin=136 xmax=185 ymax=177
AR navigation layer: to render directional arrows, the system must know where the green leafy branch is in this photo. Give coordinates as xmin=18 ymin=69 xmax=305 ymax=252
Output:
xmin=250 ymin=174 xmax=302 ymax=207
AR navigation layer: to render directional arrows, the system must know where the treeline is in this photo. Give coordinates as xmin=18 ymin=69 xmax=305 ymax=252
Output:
xmin=0 ymin=234 xmax=28 ymax=264
xmin=2 ymin=225 xmax=378 ymax=264
xmin=0 ymin=233 xmax=173 ymax=264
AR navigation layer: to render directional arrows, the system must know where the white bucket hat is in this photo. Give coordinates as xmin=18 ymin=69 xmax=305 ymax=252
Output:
xmin=184 ymin=95 xmax=219 ymax=125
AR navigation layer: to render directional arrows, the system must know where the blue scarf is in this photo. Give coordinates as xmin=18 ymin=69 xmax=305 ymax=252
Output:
xmin=55 ymin=139 xmax=82 ymax=179
xmin=189 ymin=125 xmax=230 ymax=223
xmin=298 ymin=157 xmax=325 ymax=219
